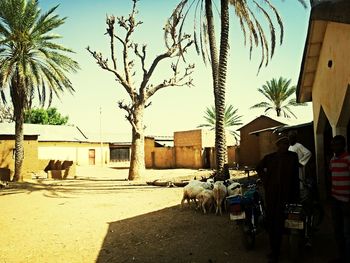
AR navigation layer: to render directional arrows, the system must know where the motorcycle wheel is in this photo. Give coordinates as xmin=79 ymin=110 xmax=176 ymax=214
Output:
xmin=289 ymin=230 xmax=301 ymax=261
xmin=240 ymin=224 xmax=255 ymax=250
xmin=312 ymin=203 xmax=324 ymax=228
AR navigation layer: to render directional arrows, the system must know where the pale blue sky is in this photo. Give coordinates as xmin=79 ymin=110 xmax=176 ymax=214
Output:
xmin=39 ymin=0 xmax=312 ymax=136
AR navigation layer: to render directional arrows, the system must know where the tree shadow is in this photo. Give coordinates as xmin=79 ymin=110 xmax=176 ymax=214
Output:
xmin=0 ymin=180 xmax=163 ymax=198
xmin=109 ymin=167 xmax=130 ymax=170
xmin=96 ymin=205 xmax=270 ymax=263
xmin=96 ymin=205 xmax=336 ymax=263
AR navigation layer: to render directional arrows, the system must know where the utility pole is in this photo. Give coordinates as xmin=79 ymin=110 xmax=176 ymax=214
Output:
xmin=99 ymin=106 xmax=103 ymax=166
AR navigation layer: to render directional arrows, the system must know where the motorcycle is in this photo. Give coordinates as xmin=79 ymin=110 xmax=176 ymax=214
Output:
xmin=226 ymin=178 xmax=265 ymax=249
xmin=284 ymin=203 xmax=305 ymax=260
xmin=284 ymin=177 xmax=324 ymax=260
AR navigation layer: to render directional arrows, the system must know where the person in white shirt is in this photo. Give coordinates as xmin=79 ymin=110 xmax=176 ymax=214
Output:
xmin=288 ymin=130 xmax=312 ymax=191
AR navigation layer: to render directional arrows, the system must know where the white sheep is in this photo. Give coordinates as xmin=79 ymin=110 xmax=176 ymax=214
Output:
xmin=181 ymin=180 xmax=213 ymax=208
xmin=226 ymin=182 xmax=242 ymax=196
xmin=213 ymin=181 xmax=228 ymax=215
xmin=196 ymin=189 xmax=214 ymax=214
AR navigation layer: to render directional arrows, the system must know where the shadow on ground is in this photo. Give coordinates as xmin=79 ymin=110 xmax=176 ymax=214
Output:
xmin=0 ymin=180 xmax=160 ymax=198
xmin=96 ymin=204 xmax=336 ymax=263
xmin=96 ymin=205 xmax=268 ymax=263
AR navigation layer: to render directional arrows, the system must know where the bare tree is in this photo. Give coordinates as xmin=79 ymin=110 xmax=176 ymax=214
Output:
xmin=87 ymin=0 xmax=194 ymax=180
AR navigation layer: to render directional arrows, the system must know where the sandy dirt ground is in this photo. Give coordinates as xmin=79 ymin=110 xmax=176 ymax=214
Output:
xmin=0 ymin=166 xmax=336 ymax=263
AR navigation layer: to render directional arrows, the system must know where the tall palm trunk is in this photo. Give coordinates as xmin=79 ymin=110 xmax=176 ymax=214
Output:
xmin=205 ymin=0 xmax=219 ymax=108
xmin=10 ymin=77 xmax=26 ymax=182
xmin=13 ymin=106 xmax=24 ymax=181
xmin=215 ymin=0 xmax=230 ymax=179
xmin=128 ymin=103 xmax=145 ymax=180
xmin=205 ymin=0 xmax=227 ymax=178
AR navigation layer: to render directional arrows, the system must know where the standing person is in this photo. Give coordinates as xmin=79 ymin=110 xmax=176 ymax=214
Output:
xmin=288 ymin=130 xmax=312 ymax=191
xmin=256 ymin=135 xmax=300 ymax=263
xmin=329 ymin=135 xmax=350 ymax=263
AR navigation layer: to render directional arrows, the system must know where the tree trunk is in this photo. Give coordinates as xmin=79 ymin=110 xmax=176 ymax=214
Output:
xmin=128 ymin=103 xmax=145 ymax=180
xmin=215 ymin=0 xmax=230 ymax=179
xmin=10 ymin=77 xmax=26 ymax=182
xmin=205 ymin=0 xmax=219 ymax=108
xmin=13 ymin=108 xmax=24 ymax=181
xmin=276 ymin=108 xmax=281 ymax=117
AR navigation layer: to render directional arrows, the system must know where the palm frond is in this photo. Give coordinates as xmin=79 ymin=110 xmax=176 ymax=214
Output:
xmin=250 ymin=101 xmax=271 ymax=109
xmin=251 ymin=77 xmax=305 ymax=118
xmin=198 ymin=104 xmax=242 ymax=131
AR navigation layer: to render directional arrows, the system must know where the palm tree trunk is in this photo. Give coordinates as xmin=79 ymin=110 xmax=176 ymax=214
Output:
xmin=128 ymin=103 xmax=145 ymax=180
xmin=10 ymin=78 xmax=25 ymax=182
xmin=205 ymin=0 xmax=219 ymax=108
xmin=13 ymin=107 xmax=24 ymax=181
xmin=276 ymin=108 xmax=281 ymax=117
xmin=215 ymin=0 xmax=230 ymax=179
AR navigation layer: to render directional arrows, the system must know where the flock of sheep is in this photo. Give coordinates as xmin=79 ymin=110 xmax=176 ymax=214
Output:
xmin=181 ymin=178 xmax=242 ymax=215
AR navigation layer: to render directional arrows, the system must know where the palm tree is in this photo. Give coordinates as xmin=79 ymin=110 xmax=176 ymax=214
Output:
xmin=198 ymin=104 xmax=242 ymax=141
xmin=170 ymin=0 xmax=307 ymax=178
xmin=0 ymin=0 xmax=79 ymax=181
xmin=250 ymin=77 xmax=307 ymax=118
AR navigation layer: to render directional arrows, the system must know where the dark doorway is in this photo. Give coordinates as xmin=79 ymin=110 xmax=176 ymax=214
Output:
xmin=89 ymin=149 xmax=96 ymax=165
xmin=203 ymin=148 xmax=211 ymax=169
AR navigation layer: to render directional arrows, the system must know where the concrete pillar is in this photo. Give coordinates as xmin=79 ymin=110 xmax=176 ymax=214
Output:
xmin=332 ymin=125 xmax=347 ymax=138
xmin=315 ymin=132 xmax=327 ymax=200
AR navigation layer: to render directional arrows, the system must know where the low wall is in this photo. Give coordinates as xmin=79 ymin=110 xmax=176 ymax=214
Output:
xmin=175 ymin=146 xmax=202 ymax=169
xmin=153 ymin=148 xmax=175 ymax=168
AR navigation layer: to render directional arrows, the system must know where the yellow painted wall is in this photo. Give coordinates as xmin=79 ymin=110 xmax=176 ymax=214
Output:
xmin=0 ymin=137 xmax=39 ymax=179
xmin=174 ymin=130 xmax=202 ymax=147
xmin=147 ymin=130 xmax=238 ymax=169
xmin=153 ymin=148 xmax=175 ymax=168
xmin=175 ymin=146 xmax=202 ymax=169
xmin=144 ymin=137 xmax=155 ymax=168
xmin=38 ymin=141 xmax=110 ymax=166
xmin=207 ymin=146 xmax=238 ymax=168
xmin=312 ymin=22 xmax=350 ymax=128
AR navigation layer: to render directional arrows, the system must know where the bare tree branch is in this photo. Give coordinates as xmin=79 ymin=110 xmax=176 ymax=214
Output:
xmin=88 ymin=0 xmax=194 ymax=134
xmin=86 ymin=46 xmax=134 ymax=96
xmin=118 ymin=100 xmax=139 ymax=133
xmin=134 ymin=44 xmax=147 ymax=79
xmin=105 ymin=15 xmax=117 ymax=70
xmin=145 ymin=101 xmax=152 ymax=108
xmin=116 ymin=0 xmax=143 ymax=85
xmin=140 ymin=9 xmax=194 ymax=97
xmin=146 ymin=63 xmax=194 ymax=98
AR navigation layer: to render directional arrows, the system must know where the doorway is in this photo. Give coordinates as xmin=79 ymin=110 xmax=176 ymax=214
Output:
xmin=89 ymin=149 xmax=96 ymax=165
xmin=203 ymin=148 xmax=211 ymax=169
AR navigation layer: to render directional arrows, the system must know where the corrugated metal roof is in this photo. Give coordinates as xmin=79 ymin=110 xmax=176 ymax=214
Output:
xmin=0 ymin=122 xmax=40 ymax=136
xmin=238 ymin=115 xmax=312 ymax=131
xmin=0 ymin=123 xmax=88 ymax=142
xmin=237 ymin=115 xmax=286 ymax=131
xmin=249 ymin=121 xmax=313 ymax=135
xmin=249 ymin=125 xmax=284 ymax=135
xmin=85 ymin=132 xmax=131 ymax=143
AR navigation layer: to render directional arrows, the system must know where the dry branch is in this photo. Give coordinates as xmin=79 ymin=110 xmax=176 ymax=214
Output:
xmin=87 ymin=0 xmax=194 ymax=131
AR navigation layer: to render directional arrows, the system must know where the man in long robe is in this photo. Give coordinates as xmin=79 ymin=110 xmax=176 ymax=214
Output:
xmin=256 ymin=135 xmax=300 ymax=263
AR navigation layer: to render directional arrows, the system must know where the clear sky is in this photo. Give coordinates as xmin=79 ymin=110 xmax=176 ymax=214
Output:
xmin=38 ymin=0 xmax=312 ymax=137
